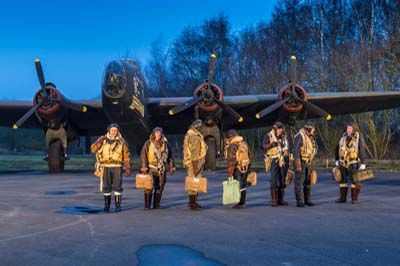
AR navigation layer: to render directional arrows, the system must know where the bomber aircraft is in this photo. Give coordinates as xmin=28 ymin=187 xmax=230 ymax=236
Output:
xmin=1 ymin=54 xmax=400 ymax=172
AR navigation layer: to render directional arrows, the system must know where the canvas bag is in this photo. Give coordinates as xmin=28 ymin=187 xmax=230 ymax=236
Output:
xmin=222 ymin=177 xmax=240 ymax=205
xmin=185 ymin=176 xmax=208 ymax=193
xmin=136 ymin=173 xmax=153 ymax=190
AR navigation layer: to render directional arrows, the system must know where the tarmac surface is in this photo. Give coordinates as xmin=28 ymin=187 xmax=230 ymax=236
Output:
xmin=0 ymin=168 xmax=399 ymax=266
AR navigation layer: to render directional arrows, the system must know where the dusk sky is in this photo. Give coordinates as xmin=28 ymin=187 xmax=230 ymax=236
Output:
xmin=1 ymin=0 xmax=277 ymax=100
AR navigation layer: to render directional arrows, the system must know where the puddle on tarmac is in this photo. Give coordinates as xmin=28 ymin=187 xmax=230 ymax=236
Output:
xmin=56 ymin=206 xmax=103 ymax=215
xmin=137 ymin=245 xmax=225 ymax=266
xmin=45 ymin=190 xmax=77 ymax=195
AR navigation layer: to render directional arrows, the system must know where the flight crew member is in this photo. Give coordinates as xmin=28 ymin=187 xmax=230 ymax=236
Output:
xmin=261 ymin=122 xmax=289 ymax=207
xmin=225 ymin=129 xmax=251 ymax=209
xmin=140 ymin=127 xmax=175 ymax=210
xmin=90 ymin=123 xmax=131 ymax=213
xmin=293 ymin=121 xmax=317 ymax=207
xmin=183 ymin=119 xmax=207 ymax=211
xmin=334 ymin=122 xmax=366 ymax=204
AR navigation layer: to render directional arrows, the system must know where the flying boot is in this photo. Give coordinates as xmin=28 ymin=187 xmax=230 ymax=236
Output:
xmin=304 ymin=187 xmax=315 ymax=206
xmin=351 ymin=183 xmax=362 ymax=204
xmin=104 ymin=194 xmax=111 ymax=212
xmin=115 ymin=194 xmax=122 ymax=212
xmin=278 ymin=188 xmax=288 ymax=206
xmin=335 ymin=185 xmax=348 ymax=203
xmin=233 ymin=190 xmax=246 ymax=209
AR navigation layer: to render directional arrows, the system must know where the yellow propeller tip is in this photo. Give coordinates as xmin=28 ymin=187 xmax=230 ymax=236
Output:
xmin=211 ymin=54 xmax=216 ymax=58
xmin=82 ymin=106 xmax=87 ymax=112
xmin=326 ymin=114 xmax=332 ymax=120
xmin=34 ymin=58 xmax=40 ymax=62
xmin=238 ymin=117 xmax=244 ymax=123
xmin=291 ymin=55 xmax=296 ymax=60
xmin=13 ymin=124 xmax=18 ymax=129
xmin=255 ymin=114 xmax=261 ymax=119
xmin=168 ymin=110 xmax=174 ymax=116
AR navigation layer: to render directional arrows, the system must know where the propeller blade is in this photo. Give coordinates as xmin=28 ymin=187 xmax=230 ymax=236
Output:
xmin=168 ymin=94 xmax=205 ymax=116
xmin=297 ymin=98 xmax=332 ymax=120
xmin=255 ymin=98 xmax=289 ymax=119
xmin=53 ymin=99 xmax=88 ymax=112
xmin=207 ymin=54 xmax=217 ymax=89
xmin=213 ymin=97 xmax=243 ymax=123
xmin=13 ymin=103 xmax=41 ymax=129
xmin=289 ymin=55 xmax=297 ymax=90
xmin=34 ymin=59 xmax=49 ymax=98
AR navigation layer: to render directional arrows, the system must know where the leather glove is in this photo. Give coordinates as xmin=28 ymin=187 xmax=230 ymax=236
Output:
xmin=192 ymin=160 xmax=199 ymax=176
xmin=294 ymin=158 xmax=302 ymax=174
xmin=140 ymin=167 xmax=148 ymax=174
xmin=169 ymin=167 xmax=175 ymax=176
xmin=95 ymin=135 xmax=106 ymax=148
xmin=359 ymin=164 xmax=366 ymax=170
xmin=227 ymin=166 xmax=234 ymax=177
xmin=124 ymin=161 xmax=131 ymax=176
xmin=335 ymin=160 xmax=339 ymax=167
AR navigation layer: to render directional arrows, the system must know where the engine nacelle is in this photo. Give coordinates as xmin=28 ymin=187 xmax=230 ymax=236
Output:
xmin=278 ymin=84 xmax=308 ymax=113
xmin=193 ymin=83 xmax=223 ymax=112
xmin=33 ymin=85 xmax=67 ymax=121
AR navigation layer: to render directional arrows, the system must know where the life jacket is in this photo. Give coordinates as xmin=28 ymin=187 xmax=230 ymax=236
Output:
xmin=97 ymin=132 xmax=127 ymax=167
xmin=265 ymin=130 xmax=288 ymax=168
xmin=265 ymin=131 xmax=279 ymax=158
xmin=338 ymin=131 xmax=359 ymax=167
xmin=183 ymin=128 xmax=207 ymax=165
xmin=147 ymin=136 xmax=168 ymax=171
xmin=296 ymin=128 xmax=316 ymax=166
xmin=228 ymin=136 xmax=250 ymax=173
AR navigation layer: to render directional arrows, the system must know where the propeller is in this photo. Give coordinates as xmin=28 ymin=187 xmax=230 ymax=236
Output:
xmin=169 ymin=54 xmax=243 ymax=123
xmin=256 ymin=55 xmax=331 ymax=121
xmin=13 ymin=59 xmax=87 ymax=129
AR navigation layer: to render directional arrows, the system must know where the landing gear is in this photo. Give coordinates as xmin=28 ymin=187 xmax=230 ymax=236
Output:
xmin=205 ymin=137 xmax=216 ymax=171
xmin=47 ymin=139 xmax=65 ymax=173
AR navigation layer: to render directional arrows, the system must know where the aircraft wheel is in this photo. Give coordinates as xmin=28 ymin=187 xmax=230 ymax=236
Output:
xmin=205 ymin=137 xmax=216 ymax=171
xmin=48 ymin=139 xmax=65 ymax=173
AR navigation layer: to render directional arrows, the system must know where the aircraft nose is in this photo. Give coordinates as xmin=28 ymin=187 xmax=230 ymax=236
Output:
xmin=102 ymin=60 xmax=126 ymax=99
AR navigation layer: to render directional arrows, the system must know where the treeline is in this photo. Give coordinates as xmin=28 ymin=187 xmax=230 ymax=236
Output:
xmin=144 ymin=0 xmax=400 ymax=160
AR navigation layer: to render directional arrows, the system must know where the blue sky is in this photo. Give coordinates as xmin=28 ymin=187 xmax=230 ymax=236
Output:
xmin=1 ymin=0 xmax=276 ymax=100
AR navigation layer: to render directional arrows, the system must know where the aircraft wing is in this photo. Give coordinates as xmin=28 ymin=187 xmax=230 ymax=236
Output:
xmin=0 ymin=100 xmax=109 ymax=136
xmin=146 ymin=91 xmax=400 ymax=133
xmin=307 ymin=91 xmax=400 ymax=115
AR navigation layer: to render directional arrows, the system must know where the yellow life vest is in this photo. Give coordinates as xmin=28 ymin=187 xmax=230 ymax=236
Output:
xmin=338 ymin=132 xmax=359 ymax=167
xmin=265 ymin=131 xmax=279 ymax=158
xmin=147 ymin=138 xmax=168 ymax=170
xmin=297 ymin=128 xmax=316 ymax=165
xmin=183 ymin=128 xmax=207 ymax=165
xmin=98 ymin=133 xmax=126 ymax=166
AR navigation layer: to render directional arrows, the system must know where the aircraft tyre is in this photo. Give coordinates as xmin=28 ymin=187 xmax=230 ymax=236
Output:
xmin=48 ymin=139 xmax=65 ymax=173
xmin=205 ymin=137 xmax=216 ymax=171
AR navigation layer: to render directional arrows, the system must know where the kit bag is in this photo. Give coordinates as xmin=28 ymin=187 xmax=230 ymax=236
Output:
xmin=310 ymin=170 xmax=318 ymax=185
xmin=222 ymin=177 xmax=240 ymax=205
xmin=247 ymin=171 xmax=257 ymax=186
xmin=185 ymin=176 xmax=208 ymax=193
xmin=352 ymin=169 xmax=374 ymax=183
xmin=136 ymin=173 xmax=153 ymax=190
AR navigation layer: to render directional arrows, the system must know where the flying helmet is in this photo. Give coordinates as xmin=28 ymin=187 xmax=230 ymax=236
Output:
xmin=273 ymin=121 xmax=284 ymax=130
xmin=191 ymin=119 xmax=203 ymax=129
xmin=107 ymin=123 xmax=120 ymax=131
xmin=152 ymin=126 xmax=164 ymax=133
xmin=227 ymin=129 xmax=238 ymax=138
xmin=304 ymin=120 xmax=314 ymax=132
